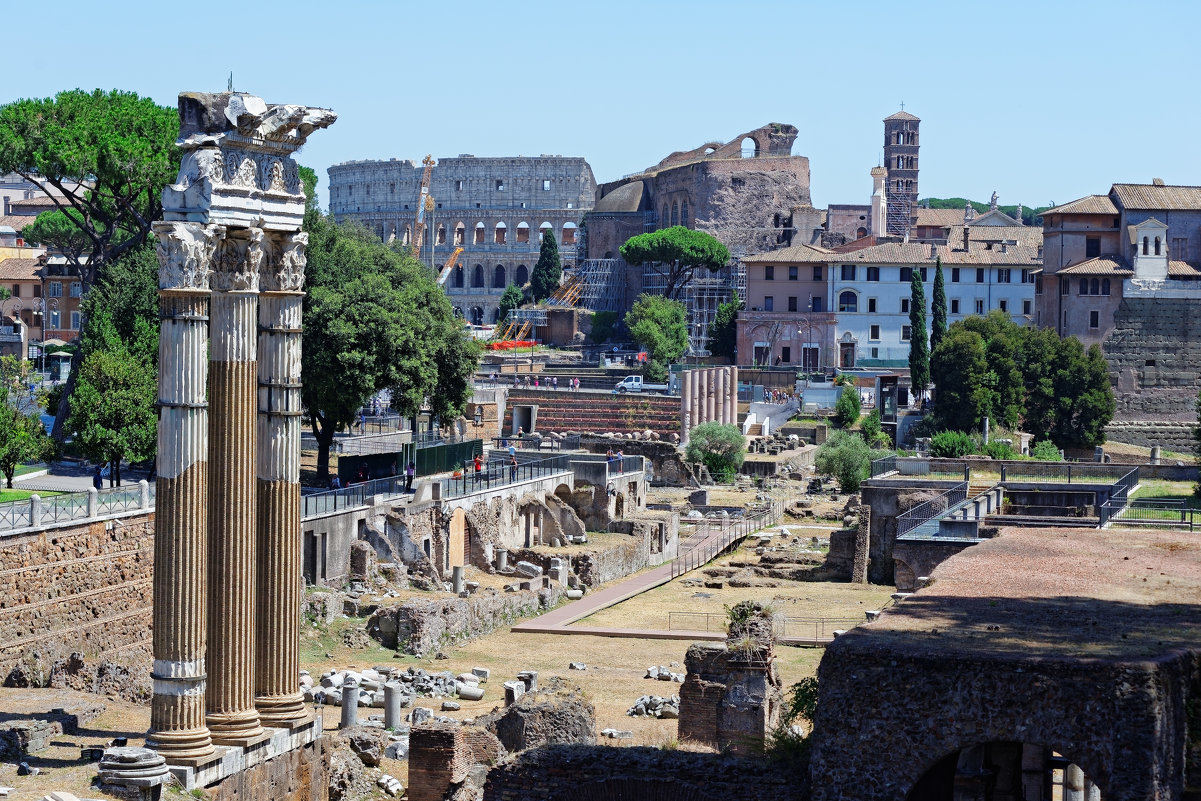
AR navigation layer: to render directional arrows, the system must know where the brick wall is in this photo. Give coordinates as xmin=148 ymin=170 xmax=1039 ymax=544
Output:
xmin=409 ymin=723 xmax=503 ymax=801
xmin=209 ymin=737 xmax=329 ymax=801
xmin=0 ymin=512 xmax=154 ymax=677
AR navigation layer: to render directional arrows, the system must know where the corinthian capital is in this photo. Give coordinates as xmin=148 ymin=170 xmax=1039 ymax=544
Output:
xmin=260 ymin=231 xmax=307 ymax=293
xmin=154 ymin=222 xmax=225 ymax=292
xmin=212 ymin=227 xmax=264 ymax=292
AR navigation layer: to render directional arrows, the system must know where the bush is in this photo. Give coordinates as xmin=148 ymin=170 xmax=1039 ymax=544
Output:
xmin=859 ymin=408 xmax=891 ymax=448
xmin=834 ymin=385 xmax=861 ymax=429
xmin=1030 ymin=440 xmax=1062 ymax=461
xmin=589 ymin=310 xmax=618 ymax=344
xmin=929 ymin=430 xmax=974 ymax=458
xmin=982 ymin=440 xmax=1015 ymax=460
xmin=685 ymin=422 xmax=746 ymax=483
xmin=814 ymin=430 xmax=872 ymax=492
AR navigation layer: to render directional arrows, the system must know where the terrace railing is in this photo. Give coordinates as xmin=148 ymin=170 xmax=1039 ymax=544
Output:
xmin=1101 ymin=498 xmax=1198 ymax=530
xmin=669 ymin=500 xmax=783 ymax=579
xmin=0 ymin=482 xmax=154 ymax=534
xmin=896 ymin=481 xmax=970 ymax=538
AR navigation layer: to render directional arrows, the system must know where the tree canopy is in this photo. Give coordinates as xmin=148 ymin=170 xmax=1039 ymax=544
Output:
xmin=530 ymin=229 xmax=561 ymax=303
xmin=815 ymin=430 xmax=872 ymax=492
xmin=619 ymin=226 xmax=730 ymax=300
xmin=685 ymin=422 xmax=746 ymax=482
xmin=707 ymin=291 xmax=742 ymax=361
xmin=0 ymin=89 xmax=180 ymax=287
xmin=930 ymin=258 xmax=947 ymax=355
xmin=301 ymin=203 xmax=480 ymax=479
xmin=0 ymin=357 xmax=52 ymax=488
xmin=908 ymin=269 xmax=929 ymax=397
xmin=624 ymin=293 xmax=688 ymax=382
xmin=930 ymin=310 xmax=1114 ymax=448
xmin=497 ymin=284 xmax=522 ymax=324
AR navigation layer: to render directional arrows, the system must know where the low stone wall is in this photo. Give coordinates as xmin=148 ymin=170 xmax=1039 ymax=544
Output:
xmin=208 ymin=737 xmax=329 ymax=801
xmin=410 ymin=723 xmax=503 ymax=801
xmin=510 ymin=532 xmax=649 ymax=588
xmin=367 ymin=586 xmax=560 ymax=656
xmin=1105 ymin=420 xmax=1196 ymax=452
xmin=0 ymin=512 xmax=154 ymax=679
xmin=482 ymin=744 xmax=806 ymax=801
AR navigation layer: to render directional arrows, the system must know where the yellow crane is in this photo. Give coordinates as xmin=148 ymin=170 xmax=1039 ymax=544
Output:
xmin=411 ymin=155 xmax=435 ymax=260
xmin=435 ymin=246 xmax=464 ymax=286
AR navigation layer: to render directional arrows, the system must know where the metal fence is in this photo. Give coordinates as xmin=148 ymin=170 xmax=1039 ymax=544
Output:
xmin=0 ymin=482 xmax=154 ymax=534
xmin=665 ymin=611 xmax=861 ymax=641
xmin=669 ymin=500 xmax=784 ymax=579
xmin=1101 ymin=497 xmax=1197 ymax=530
xmin=870 ymin=456 xmax=897 ymax=477
xmin=435 ymin=454 xmax=573 ymax=501
xmin=1001 ymin=462 xmax=1136 ymax=484
xmin=301 ymin=475 xmax=408 ymax=518
xmin=896 ymin=482 xmax=970 ymax=538
xmin=492 ymin=434 xmax=581 ymax=452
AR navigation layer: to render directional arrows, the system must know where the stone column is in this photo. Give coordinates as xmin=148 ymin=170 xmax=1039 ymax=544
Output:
xmin=718 ymin=368 xmax=729 ymax=425
xmin=254 ymin=232 xmax=309 ymax=728
xmin=1063 ymin=764 xmax=1085 ymax=801
xmin=705 ymin=369 xmax=716 ymax=424
xmin=147 ymin=222 xmax=221 ymax=760
xmin=681 ymin=370 xmax=693 ymax=442
xmin=206 ymin=229 xmax=265 ymax=744
xmin=690 ymin=371 xmax=701 ymax=429
xmin=725 ymin=365 xmax=735 ymax=422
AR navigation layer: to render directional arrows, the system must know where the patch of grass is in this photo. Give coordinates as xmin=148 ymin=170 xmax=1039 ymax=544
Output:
xmin=1132 ymin=480 xmax=1201 ymax=508
xmin=14 ymin=462 xmax=47 ymax=477
xmin=0 ymin=488 xmax=62 ymax=503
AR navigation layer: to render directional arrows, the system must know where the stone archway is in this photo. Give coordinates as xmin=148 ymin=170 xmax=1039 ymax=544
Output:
xmin=906 ymin=742 xmax=1105 ymax=801
xmin=448 ymin=508 xmax=468 ymax=568
xmin=614 ymin=492 xmax=625 ymax=520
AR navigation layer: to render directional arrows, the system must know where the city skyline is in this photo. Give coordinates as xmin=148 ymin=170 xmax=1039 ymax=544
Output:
xmin=3 ymin=0 xmax=1199 ymax=211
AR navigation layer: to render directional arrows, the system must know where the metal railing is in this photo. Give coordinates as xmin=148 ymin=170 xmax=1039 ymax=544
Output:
xmin=301 ymin=475 xmax=408 ymax=518
xmin=0 ymin=482 xmax=154 ymax=534
xmin=669 ymin=500 xmax=783 ymax=578
xmin=870 ymin=456 xmax=897 ymax=477
xmin=1001 ymin=462 xmax=1136 ymax=484
xmin=665 ymin=611 xmax=861 ymax=641
xmin=436 ymin=454 xmax=572 ymax=501
xmin=896 ymin=481 xmax=970 ymax=537
xmin=1101 ymin=498 xmax=1199 ymax=530
xmin=492 ymin=435 xmax=581 ymax=452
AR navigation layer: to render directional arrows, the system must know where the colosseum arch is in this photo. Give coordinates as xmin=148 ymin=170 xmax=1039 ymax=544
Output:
xmin=454 ymin=222 xmax=465 ymax=246
xmin=562 ymin=222 xmax=577 ymax=246
xmin=453 ymin=266 xmax=464 ymax=288
xmin=472 ymin=264 xmax=485 ymax=288
xmin=493 ymin=265 xmax=506 ymax=288
xmin=474 ymin=222 xmax=486 ymax=245
xmin=539 ymin=221 xmax=553 ymax=241
xmin=516 ymin=221 xmax=530 ymax=243
xmin=515 ymin=265 xmax=529 ymax=285
xmin=436 ymin=224 xmax=446 ymax=245
xmin=495 ymin=221 xmax=507 ymax=244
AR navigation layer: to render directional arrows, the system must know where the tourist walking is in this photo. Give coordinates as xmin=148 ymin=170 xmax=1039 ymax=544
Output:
xmin=509 ymin=453 xmax=518 ymax=483
xmin=473 ymin=453 xmax=483 ymax=485
xmin=405 ymin=461 xmax=415 ymax=493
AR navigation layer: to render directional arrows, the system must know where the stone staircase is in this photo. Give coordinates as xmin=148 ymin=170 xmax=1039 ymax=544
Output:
xmin=505 ymin=389 xmax=681 ymax=439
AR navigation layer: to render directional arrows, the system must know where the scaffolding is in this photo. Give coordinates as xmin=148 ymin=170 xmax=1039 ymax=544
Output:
xmin=684 ymin=276 xmax=731 ymax=358
xmin=887 ymin=194 xmax=912 ymax=238
xmin=574 ymin=258 xmax=626 ymax=313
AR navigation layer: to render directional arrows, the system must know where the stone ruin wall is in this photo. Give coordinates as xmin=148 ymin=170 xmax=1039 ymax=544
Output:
xmin=1104 ymin=297 xmax=1201 ymax=444
xmin=207 ymin=737 xmax=329 ymax=801
xmin=0 ymin=512 xmax=155 ymax=679
xmin=482 ymin=743 xmax=804 ymax=801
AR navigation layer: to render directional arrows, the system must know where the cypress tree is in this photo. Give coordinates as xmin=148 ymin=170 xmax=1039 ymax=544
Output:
xmin=931 ymin=257 xmax=947 ymax=354
xmin=909 ymin=269 xmax=929 ymax=399
xmin=530 ymin=229 xmax=562 ymax=303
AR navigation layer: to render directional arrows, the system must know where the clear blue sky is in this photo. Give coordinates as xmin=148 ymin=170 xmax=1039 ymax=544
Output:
xmin=5 ymin=0 xmax=1200 ymax=211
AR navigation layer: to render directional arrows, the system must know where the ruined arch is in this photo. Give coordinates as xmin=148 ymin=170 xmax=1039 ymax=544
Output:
xmin=515 ymin=264 xmax=529 ymax=285
xmin=454 ymin=221 xmax=465 ymax=246
xmin=495 ymin=221 xmax=507 ymax=244
xmin=471 ymin=306 xmax=484 ymax=326
xmin=539 ymin=221 xmax=553 ymax=240
xmin=475 ymin=221 xmax=486 ymax=245
xmin=472 ymin=264 xmax=485 ymax=288
xmin=453 ymin=266 xmax=464 ymax=288
xmin=905 ymin=742 xmax=1106 ymax=801
xmin=493 ymin=264 xmax=506 ymax=288
xmin=614 ymin=491 xmax=625 ymax=519
xmin=562 ymin=222 xmax=577 ymax=246
xmin=740 ymin=136 xmax=761 ymax=158
xmin=436 ymin=224 xmax=446 ymax=245
xmin=516 ymin=221 xmax=530 ymax=243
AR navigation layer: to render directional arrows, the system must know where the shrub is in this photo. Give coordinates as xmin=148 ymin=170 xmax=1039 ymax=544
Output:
xmin=685 ymin=422 xmax=746 ymax=483
xmin=982 ymin=440 xmax=1015 ymax=460
xmin=814 ymin=430 xmax=872 ymax=492
xmin=859 ymin=408 xmax=891 ymax=448
xmin=1030 ymin=440 xmax=1062 ymax=461
xmin=834 ymin=385 xmax=861 ymax=429
xmin=929 ymin=430 xmax=974 ymax=458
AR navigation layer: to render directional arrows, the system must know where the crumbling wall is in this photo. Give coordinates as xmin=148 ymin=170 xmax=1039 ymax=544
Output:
xmin=409 ymin=723 xmax=504 ymax=801
xmin=0 ymin=513 xmax=154 ymax=680
xmin=367 ymin=586 xmax=560 ymax=656
xmin=1105 ymin=297 xmax=1201 ymax=423
xmin=475 ymin=681 xmax=596 ymax=753
xmin=209 ymin=737 xmax=330 ymax=801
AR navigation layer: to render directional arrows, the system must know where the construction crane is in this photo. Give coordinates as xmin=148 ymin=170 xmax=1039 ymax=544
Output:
xmin=435 ymin=247 xmax=464 ymax=286
xmin=411 ymin=155 xmax=435 ymax=260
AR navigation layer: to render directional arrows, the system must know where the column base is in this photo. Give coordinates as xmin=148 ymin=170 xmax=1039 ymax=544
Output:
xmin=145 ymin=726 xmax=215 ymax=760
xmin=255 ymin=692 xmax=311 ymax=728
xmin=206 ymin=709 xmax=267 ymax=746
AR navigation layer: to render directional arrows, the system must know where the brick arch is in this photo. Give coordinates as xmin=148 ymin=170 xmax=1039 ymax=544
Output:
xmin=904 ymin=742 xmax=1108 ymax=801
xmin=548 ymin=778 xmax=713 ymax=801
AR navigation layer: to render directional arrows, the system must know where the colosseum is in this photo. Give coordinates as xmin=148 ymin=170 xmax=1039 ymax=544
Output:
xmin=328 ymin=155 xmax=596 ymax=324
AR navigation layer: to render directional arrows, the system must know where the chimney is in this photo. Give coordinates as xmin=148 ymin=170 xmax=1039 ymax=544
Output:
xmin=1152 ymin=178 xmax=1165 ymax=186
xmin=962 ymin=227 xmax=970 ymax=251
xmin=929 ymin=242 xmax=937 ymax=259
xmin=2 ymin=196 xmax=8 ymax=215
xmin=1001 ymin=242 xmax=1008 ymax=253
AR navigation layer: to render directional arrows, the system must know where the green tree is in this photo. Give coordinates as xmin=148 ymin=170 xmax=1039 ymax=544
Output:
xmin=0 ymin=357 xmax=52 ymax=488
xmin=707 ymin=291 xmax=742 ymax=361
xmin=0 ymin=89 xmax=180 ymax=439
xmin=497 ymin=284 xmax=522 ymax=324
xmin=685 ymin=422 xmax=746 ymax=482
xmin=624 ymin=294 xmax=688 ymax=382
xmin=929 ymin=327 xmax=989 ymax=433
xmin=530 ymin=229 xmax=562 ymax=303
xmin=66 ymin=310 xmax=157 ymax=486
xmin=930 ymin=258 xmax=947 ymax=355
xmin=619 ymin=226 xmax=730 ymax=300
xmin=929 ymin=430 xmax=974 ymax=458
xmin=589 ymin=311 xmax=619 ymax=344
xmin=834 ymin=385 xmax=861 ymax=429
xmin=302 ymin=205 xmax=479 ymax=480
xmin=815 ymin=430 xmax=872 ymax=492
xmin=908 ymin=269 xmax=929 ymax=399
xmin=80 ymin=243 xmax=159 ymax=363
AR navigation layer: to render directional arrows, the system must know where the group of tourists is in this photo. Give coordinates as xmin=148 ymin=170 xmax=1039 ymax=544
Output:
xmin=508 ymin=374 xmax=581 ymax=391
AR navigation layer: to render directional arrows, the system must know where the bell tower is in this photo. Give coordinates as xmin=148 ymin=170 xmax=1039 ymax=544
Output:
xmin=883 ymin=109 xmax=920 ymax=237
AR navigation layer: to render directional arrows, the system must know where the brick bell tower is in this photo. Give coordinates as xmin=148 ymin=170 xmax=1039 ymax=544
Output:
xmin=883 ymin=109 xmax=920 ymax=237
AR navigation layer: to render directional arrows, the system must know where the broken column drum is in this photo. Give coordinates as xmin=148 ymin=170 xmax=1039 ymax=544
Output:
xmin=148 ymin=90 xmax=335 ymax=756
xmin=147 ymin=221 xmax=223 ymax=759
xmin=255 ymin=231 xmax=309 ymax=727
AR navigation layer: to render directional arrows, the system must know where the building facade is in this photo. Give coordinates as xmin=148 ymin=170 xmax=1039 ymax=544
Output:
xmin=328 ymin=155 xmax=595 ymax=325
xmin=736 ymin=226 xmax=1041 ymax=369
xmin=1038 ymin=182 xmax=1201 ymax=439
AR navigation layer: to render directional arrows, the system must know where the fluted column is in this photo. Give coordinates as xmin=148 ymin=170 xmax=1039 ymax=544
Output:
xmin=690 ymin=371 xmax=701 ymax=431
xmin=147 ymin=221 xmax=221 ymax=759
xmin=705 ymin=368 xmax=715 ymax=424
xmin=255 ymin=232 xmax=309 ymax=727
xmin=681 ymin=370 xmax=693 ymax=443
xmin=206 ymin=228 xmax=265 ymax=744
xmin=718 ymin=368 xmax=729 ymax=425
xmin=729 ymin=366 xmax=739 ymax=424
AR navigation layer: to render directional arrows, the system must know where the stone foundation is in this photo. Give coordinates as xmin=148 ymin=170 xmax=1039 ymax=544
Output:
xmin=408 ymin=723 xmax=503 ymax=801
xmin=678 ymin=639 xmax=781 ymax=754
xmin=207 ymin=735 xmax=329 ymax=801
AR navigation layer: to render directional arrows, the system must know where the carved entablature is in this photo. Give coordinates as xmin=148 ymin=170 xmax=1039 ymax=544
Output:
xmin=162 ymin=92 xmax=335 ymax=233
xmin=260 ymin=232 xmax=307 ymax=293
xmin=211 ymin=228 xmax=264 ymax=292
xmin=154 ymin=222 xmax=224 ymax=292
